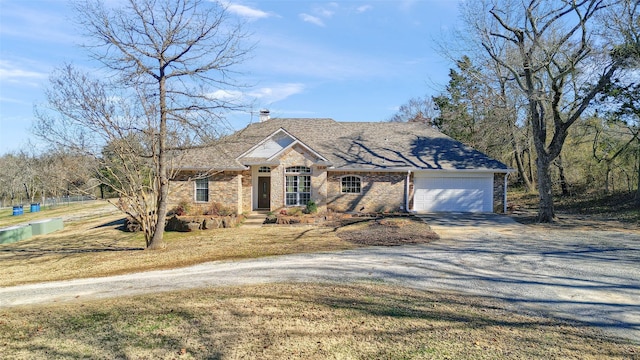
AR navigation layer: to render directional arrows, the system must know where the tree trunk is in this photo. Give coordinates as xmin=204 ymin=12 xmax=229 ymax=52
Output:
xmin=508 ymin=115 xmax=533 ymax=191
xmin=605 ymin=163 xmax=611 ymax=194
xmin=514 ymin=149 xmax=533 ymax=191
xmin=529 ymin=95 xmax=556 ymax=223
xmin=536 ymin=155 xmax=556 ymax=222
xmin=527 ymin=141 xmax=535 ymax=189
xmin=147 ymin=70 xmax=168 ymax=250
xmin=555 ymin=154 xmax=569 ymax=196
xmin=636 ymin=143 xmax=640 ymax=203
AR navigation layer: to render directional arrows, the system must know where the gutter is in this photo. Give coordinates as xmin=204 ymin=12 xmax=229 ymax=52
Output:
xmin=330 ymin=167 xmax=515 ymax=174
xmin=405 ymin=170 xmax=411 ymax=213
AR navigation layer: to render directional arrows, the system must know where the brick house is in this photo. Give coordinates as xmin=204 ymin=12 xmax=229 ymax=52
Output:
xmin=170 ymin=114 xmax=512 ymax=215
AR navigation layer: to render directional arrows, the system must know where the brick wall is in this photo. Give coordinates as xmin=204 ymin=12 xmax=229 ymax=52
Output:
xmin=169 ymin=171 xmax=245 ymax=215
xmin=326 ymin=171 xmax=407 ymax=213
xmin=171 ymin=168 xmax=503 ymax=214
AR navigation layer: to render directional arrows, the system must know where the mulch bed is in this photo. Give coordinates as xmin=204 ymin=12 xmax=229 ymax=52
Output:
xmin=334 ymin=216 xmax=439 ymax=246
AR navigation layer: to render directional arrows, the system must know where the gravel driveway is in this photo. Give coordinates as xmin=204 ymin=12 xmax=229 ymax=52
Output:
xmin=1 ymin=214 xmax=638 ymax=343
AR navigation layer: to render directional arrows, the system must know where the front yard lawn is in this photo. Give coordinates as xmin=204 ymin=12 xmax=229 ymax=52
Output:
xmin=1 ymin=283 xmax=636 ymax=359
xmin=0 ymin=203 xmax=441 ymax=287
xmin=0 ymin=207 xmax=357 ymax=287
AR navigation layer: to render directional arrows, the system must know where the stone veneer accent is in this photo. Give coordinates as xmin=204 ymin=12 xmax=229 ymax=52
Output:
xmin=241 ymin=171 xmax=252 ymax=213
xmin=493 ymin=173 xmax=506 ymax=213
xmin=270 ymin=145 xmax=328 ymax=212
xmin=327 ymin=171 xmax=407 ymax=213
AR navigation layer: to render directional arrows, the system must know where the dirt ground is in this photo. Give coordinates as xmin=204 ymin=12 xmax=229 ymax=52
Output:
xmin=334 ymin=216 xmax=440 ymax=246
xmin=510 ymin=208 xmax=640 ymax=233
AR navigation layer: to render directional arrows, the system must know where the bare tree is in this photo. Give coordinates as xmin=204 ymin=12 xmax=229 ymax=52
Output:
xmin=433 ymin=16 xmax=537 ymax=192
xmin=34 ymin=0 xmax=252 ymax=249
xmin=0 ymin=153 xmax=24 ymax=206
xmin=389 ymin=96 xmax=438 ymax=125
xmin=467 ymin=0 xmax=639 ymax=222
xmin=594 ymin=81 xmax=640 ymax=197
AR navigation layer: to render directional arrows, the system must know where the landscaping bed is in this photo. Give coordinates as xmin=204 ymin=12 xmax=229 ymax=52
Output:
xmin=333 ymin=215 xmax=440 ymax=246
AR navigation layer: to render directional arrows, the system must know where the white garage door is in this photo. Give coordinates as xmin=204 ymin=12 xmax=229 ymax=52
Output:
xmin=413 ymin=174 xmax=493 ymax=213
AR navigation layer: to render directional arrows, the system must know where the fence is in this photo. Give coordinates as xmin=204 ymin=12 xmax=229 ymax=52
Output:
xmin=0 ymin=195 xmax=96 ymax=210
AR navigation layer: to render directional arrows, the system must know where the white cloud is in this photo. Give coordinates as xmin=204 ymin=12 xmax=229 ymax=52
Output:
xmin=0 ymin=61 xmax=47 ymax=84
xmin=312 ymin=3 xmax=339 ymax=18
xmin=299 ymin=13 xmax=325 ymax=27
xmin=315 ymin=7 xmax=334 ymax=18
xmin=248 ymin=83 xmax=305 ymax=103
xmin=226 ymin=3 xmax=272 ymax=20
xmin=206 ymin=89 xmax=243 ymax=101
xmin=356 ymin=5 xmax=372 ymax=13
xmin=207 ymin=84 xmax=304 ymax=104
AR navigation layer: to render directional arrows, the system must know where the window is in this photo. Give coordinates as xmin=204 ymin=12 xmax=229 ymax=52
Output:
xmin=258 ymin=166 xmax=271 ymax=173
xmin=341 ymin=176 xmax=362 ymax=194
xmin=285 ymin=166 xmax=311 ymax=206
xmin=285 ymin=166 xmax=310 ymax=174
xmin=195 ymin=178 xmax=209 ymax=202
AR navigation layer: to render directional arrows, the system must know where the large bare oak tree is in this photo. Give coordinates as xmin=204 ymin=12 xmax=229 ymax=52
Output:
xmin=34 ymin=0 xmax=252 ymax=248
xmin=469 ymin=0 xmax=638 ymax=222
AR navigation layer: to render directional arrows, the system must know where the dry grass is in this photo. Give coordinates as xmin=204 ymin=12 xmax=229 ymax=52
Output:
xmin=0 ymin=283 xmax=637 ymax=360
xmin=3 ymin=202 xmax=637 ymax=359
xmin=0 ymin=201 xmax=111 ymax=227
xmin=0 ymin=204 xmax=357 ymax=287
xmin=0 ymin=203 xmax=443 ymax=287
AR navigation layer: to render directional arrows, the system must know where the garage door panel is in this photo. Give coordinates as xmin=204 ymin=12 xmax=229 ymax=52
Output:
xmin=413 ymin=175 xmax=493 ymax=213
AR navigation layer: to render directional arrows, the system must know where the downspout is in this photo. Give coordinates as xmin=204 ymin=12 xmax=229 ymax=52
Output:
xmin=405 ymin=170 xmax=411 ymax=213
xmin=503 ymin=173 xmax=508 ymax=214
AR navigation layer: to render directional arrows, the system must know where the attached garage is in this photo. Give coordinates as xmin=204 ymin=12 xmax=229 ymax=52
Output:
xmin=413 ymin=172 xmax=494 ymax=213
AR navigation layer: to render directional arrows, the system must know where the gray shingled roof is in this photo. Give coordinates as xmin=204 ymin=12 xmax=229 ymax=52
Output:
xmin=179 ymin=118 xmax=510 ymax=172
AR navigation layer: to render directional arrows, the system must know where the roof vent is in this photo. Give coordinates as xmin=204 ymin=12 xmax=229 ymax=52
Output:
xmin=259 ymin=109 xmax=270 ymax=122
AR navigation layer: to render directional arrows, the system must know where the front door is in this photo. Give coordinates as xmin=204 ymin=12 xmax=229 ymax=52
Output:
xmin=258 ymin=177 xmax=271 ymax=209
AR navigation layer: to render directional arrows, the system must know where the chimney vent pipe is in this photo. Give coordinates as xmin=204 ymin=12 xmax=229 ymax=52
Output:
xmin=259 ymin=109 xmax=270 ymax=122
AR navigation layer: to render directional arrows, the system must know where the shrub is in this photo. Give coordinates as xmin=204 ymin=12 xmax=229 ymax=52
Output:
xmin=169 ymin=200 xmax=191 ymax=216
xmin=305 ymin=200 xmax=318 ymax=214
xmin=204 ymin=201 xmax=235 ymax=216
xmin=173 ymin=206 xmax=186 ymax=216
xmin=287 ymin=207 xmax=304 ymax=217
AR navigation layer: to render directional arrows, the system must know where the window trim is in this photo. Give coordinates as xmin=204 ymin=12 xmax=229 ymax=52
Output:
xmin=194 ymin=177 xmax=209 ymax=203
xmin=340 ymin=175 xmax=362 ymax=194
xmin=284 ymin=166 xmax=311 ymax=206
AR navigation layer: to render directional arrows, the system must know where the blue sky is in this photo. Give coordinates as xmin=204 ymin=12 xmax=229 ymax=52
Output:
xmin=0 ymin=0 xmax=461 ymax=155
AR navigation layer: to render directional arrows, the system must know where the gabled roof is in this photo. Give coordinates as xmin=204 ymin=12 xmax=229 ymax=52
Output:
xmin=179 ymin=118 xmax=511 ymax=172
xmin=237 ymin=128 xmax=329 ymax=164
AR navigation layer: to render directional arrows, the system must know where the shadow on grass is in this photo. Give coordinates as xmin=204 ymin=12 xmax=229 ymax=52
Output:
xmin=1 ymin=284 xmax=635 ymax=359
xmin=93 ymin=217 xmax=126 ymax=230
xmin=0 ymin=216 xmax=144 ymax=262
xmin=0 ymin=246 xmax=144 ymax=255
